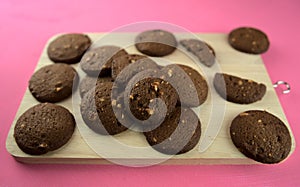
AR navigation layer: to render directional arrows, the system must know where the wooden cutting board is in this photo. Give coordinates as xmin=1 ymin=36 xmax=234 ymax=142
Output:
xmin=5 ymin=33 xmax=295 ymax=165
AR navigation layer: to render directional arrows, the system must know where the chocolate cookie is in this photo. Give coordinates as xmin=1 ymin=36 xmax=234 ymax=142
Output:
xmin=135 ymin=29 xmax=177 ymax=57
xmin=79 ymin=76 xmax=113 ymax=98
xmin=161 ymin=64 xmax=208 ymax=107
xmin=144 ymin=107 xmax=201 ymax=155
xmin=113 ymin=57 xmax=159 ymax=90
xmin=80 ymin=46 xmax=128 ymax=77
xmin=80 ymin=82 xmax=128 ymax=135
xmin=47 ymin=33 xmax=91 ymax=64
xmin=213 ymin=73 xmax=266 ymax=104
xmin=180 ymin=39 xmax=215 ymax=67
xmin=124 ymin=70 xmax=178 ymax=128
xmin=29 ymin=63 xmax=79 ymax=103
xmin=14 ymin=103 xmax=75 ymax=155
xmin=228 ymin=27 xmax=270 ymax=54
xmin=111 ymin=54 xmax=147 ymax=80
xmin=230 ymin=110 xmax=292 ymax=164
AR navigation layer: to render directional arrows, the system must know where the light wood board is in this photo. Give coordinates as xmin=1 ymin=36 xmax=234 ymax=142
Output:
xmin=6 ymin=33 xmax=296 ymax=165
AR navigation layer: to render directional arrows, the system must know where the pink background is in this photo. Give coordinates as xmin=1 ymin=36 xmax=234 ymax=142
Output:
xmin=1 ymin=0 xmax=300 ymax=186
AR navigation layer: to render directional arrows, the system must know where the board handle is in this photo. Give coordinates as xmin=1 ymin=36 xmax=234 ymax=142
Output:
xmin=273 ymin=80 xmax=291 ymax=94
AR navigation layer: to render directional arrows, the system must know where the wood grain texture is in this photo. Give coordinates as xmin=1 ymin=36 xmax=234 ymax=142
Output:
xmin=5 ymin=33 xmax=295 ymax=165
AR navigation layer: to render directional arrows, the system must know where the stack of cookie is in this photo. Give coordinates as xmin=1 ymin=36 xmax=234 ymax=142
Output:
xmin=14 ymin=33 xmax=92 ymax=155
xmin=78 ymin=29 xmax=210 ymax=155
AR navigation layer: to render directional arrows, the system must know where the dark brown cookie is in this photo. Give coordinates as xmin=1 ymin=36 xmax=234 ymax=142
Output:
xmin=230 ymin=110 xmax=292 ymax=164
xmin=29 ymin=63 xmax=79 ymax=103
xmin=161 ymin=64 xmax=208 ymax=107
xmin=213 ymin=73 xmax=266 ymax=104
xmin=80 ymin=82 xmax=128 ymax=135
xmin=144 ymin=107 xmax=201 ymax=155
xmin=135 ymin=29 xmax=177 ymax=57
xmin=111 ymin=54 xmax=147 ymax=80
xmin=79 ymin=76 xmax=113 ymax=98
xmin=14 ymin=103 xmax=75 ymax=155
xmin=180 ymin=39 xmax=216 ymax=67
xmin=113 ymin=57 xmax=159 ymax=90
xmin=206 ymin=43 xmax=216 ymax=56
xmin=80 ymin=46 xmax=128 ymax=77
xmin=47 ymin=33 xmax=91 ymax=64
xmin=124 ymin=70 xmax=178 ymax=128
xmin=228 ymin=27 xmax=270 ymax=54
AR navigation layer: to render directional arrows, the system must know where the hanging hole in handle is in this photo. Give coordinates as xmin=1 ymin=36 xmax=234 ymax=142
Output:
xmin=273 ymin=81 xmax=291 ymax=94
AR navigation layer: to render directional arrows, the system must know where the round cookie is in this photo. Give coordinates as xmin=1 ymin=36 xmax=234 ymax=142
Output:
xmin=80 ymin=82 xmax=128 ymax=135
xmin=80 ymin=46 xmax=128 ymax=77
xmin=161 ymin=64 xmax=208 ymax=107
xmin=47 ymin=33 xmax=91 ymax=64
xmin=228 ymin=27 xmax=270 ymax=54
xmin=111 ymin=54 xmax=147 ymax=80
xmin=213 ymin=73 xmax=266 ymax=104
xmin=125 ymin=70 xmax=178 ymax=128
xmin=230 ymin=110 xmax=292 ymax=164
xmin=180 ymin=39 xmax=216 ymax=67
xmin=135 ymin=29 xmax=177 ymax=57
xmin=29 ymin=63 xmax=79 ymax=103
xmin=79 ymin=76 xmax=113 ymax=98
xmin=14 ymin=103 xmax=75 ymax=155
xmin=144 ymin=107 xmax=201 ymax=155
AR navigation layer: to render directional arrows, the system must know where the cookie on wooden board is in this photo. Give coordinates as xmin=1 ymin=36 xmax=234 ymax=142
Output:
xmin=79 ymin=76 xmax=113 ymax=98
xmin=113 ymin=56 xmax=159 ymax=90
xmin=161 ymin=64 xmax=208 ymax=107
xmin=180 ymin=39 xmax=216 ymax=67
xmin=230 ymin=110 xmax=292 ymax=164
xmin=135 ymin=29 xmax=177 ymax=57
xmin=29 ymin=63 xmax=79 ymax=103
xmin=47 ymin=33 xmax=91 ymax=64
xmin=80 ymin=46 xmax=128 ymax=77
xmin=213 ymin=73 xmax=266 ymax=104
xmin=144 ymin=107 xmax=201 ymax=155
xmin=228 ymin=27 xmax=270 ymax=54
xmin=14 ymin=103 xmax=75 ymax=155
xmin=80 ymin=82 xmax=128 ymax=135
xmin=111 ymin=54 xmax=147 ymax=80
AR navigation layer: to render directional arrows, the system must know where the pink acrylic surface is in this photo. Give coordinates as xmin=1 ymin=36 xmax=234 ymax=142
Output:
xmin=1 ymin=0 xmax=300 ymax=186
